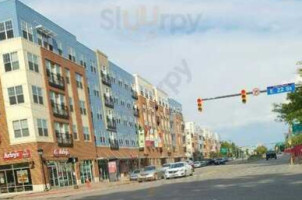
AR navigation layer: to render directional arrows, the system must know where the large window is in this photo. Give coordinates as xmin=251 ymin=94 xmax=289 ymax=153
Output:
xmin=32 ymin=86 xmax=43 ymax=105
xmin=75 ymin=73 xmax=83 ymax=89
xmin=73 ymin=124 xmax=78 ymax=140
xmin=27 ymin=52 xmax=39 ymax=72
xmin=13 ymin=119 xmax=29 ymax=138
xmin=37 ymin=119 xmax=48 ymax=137
xmin=69 ymin=97 xmax=73 ymax=112
xmin=68 ymin=47 xmax=76 ymax=62
xmin=83 ymin=127 xmax=90 ymax=141
xmin=8 ymin=86 xmax=24 ymax=105
xmin=3 ymin=52 xmax=19 ymax=72
xmin=21 ymin=21 xmax=33 ymax=42
xmin=79 ymin=101 xmax=86 ymax=115
xmin=0 ymin=20 xmax=14 ymax=41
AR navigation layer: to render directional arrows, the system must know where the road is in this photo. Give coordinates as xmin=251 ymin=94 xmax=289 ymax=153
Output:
xmin=64 ymin=154 xmax=302 ymax=200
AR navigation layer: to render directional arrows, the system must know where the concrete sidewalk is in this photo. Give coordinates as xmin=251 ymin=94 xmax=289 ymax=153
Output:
xmin=1 ymin=180 xmax=136 ymax=200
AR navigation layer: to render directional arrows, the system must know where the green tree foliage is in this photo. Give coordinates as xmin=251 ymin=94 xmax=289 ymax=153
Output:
xmin=286 ymin=134 xmax=302 ymax=147
xmin=255 ymin=145 xmax=267 ymax=155
xmin=273 ymin=87 xmax=302 ymax=125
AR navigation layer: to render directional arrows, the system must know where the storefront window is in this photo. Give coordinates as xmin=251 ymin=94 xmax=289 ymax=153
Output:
xmin=47 ymin=162 xmax=76 ymax=188
xmin=0 ymin=163 xmax=32 ymax=194
xmin=80 ymin=160 xmax=93 ymax=184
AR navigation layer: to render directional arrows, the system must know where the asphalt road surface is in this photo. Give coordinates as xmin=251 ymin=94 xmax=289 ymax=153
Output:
xmin=70 ymin=154 xmax=302 ymax=200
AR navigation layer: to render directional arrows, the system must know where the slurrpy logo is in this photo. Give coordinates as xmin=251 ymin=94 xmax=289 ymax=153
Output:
xmin=100 ymin=6 xmax=203 ymax=43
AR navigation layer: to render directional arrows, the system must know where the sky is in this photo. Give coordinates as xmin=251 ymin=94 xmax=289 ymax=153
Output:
xmin=20 ymin=0 xmax=302 ymax=148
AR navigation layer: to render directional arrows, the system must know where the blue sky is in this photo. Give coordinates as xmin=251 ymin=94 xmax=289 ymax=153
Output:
xmin=21 ymin=0 xmax=302 ymax=147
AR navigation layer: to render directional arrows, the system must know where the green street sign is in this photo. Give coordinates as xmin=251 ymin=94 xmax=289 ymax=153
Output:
xmin=220 ymin=148 xmax=228 ymax=154
xmin=292 ymin=124 xmax=302 ymax=135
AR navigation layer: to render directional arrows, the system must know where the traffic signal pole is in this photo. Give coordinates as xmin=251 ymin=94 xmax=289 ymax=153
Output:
xmin=202 ymin=89 xmax=268 ymax=102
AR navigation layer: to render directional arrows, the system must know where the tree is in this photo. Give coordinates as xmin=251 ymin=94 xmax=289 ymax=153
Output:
xmin=255 ymin=145 xmax=267 ymax=155
xmin=273 ymin=87 xmax=302 ymax=125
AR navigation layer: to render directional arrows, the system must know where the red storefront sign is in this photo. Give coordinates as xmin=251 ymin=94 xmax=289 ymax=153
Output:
xmin=3 ymin=149 xmax=31 ymax=160
xmin=53 ymin=149 xmax=70 ymax=157
xmin=108 ymin=161 xmax=117 ymax=173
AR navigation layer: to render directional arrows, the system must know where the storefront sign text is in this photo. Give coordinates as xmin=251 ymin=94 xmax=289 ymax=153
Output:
xmin=3 ymin=149 xmax=31 ymax=160
xmin=53 ymin=149 xmax=70 ymax=157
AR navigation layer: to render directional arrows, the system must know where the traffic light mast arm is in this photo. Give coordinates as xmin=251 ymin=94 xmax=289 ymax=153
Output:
xmin=202 ymin=89 xmax=267 ymax=102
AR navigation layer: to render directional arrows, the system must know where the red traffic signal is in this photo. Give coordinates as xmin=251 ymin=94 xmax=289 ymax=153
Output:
xmin=241 ymin=90 xmax=247 ymax=104
xmin=197 ymin=98 xmax=203 ymax=112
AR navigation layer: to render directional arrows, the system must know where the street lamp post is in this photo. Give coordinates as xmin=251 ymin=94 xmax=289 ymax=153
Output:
xmin=37 ymin=148 xmax=48 ymax=191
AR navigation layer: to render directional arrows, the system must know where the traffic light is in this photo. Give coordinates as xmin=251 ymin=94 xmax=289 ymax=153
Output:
xmin=197 ymin=98 xmax=203 ymax=112
xmin=241 ymin=89 xmax=247 ymax=104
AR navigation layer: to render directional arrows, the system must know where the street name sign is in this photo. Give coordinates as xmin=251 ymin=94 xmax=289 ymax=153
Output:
xmin=267 ymin=83 xmax=295 ymax=95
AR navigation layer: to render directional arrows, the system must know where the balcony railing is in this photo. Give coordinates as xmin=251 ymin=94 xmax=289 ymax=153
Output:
xmin=131 ymin=89 xmax=138 ymax=100
xmin=109 ymin=138 xmax=119 ymax=150
xmin=51 ymin=102 xmax=69 ymax=119
xmin=56 ymin=132 xmax=73 ymax=147
xmin=46 ymin=70 xmax=65 ymax=90
xmin=133 ymin=107 xmax=139 ymax=117
xmin=107 ymin=117 xmax=117 ymax=131
xmin=104 ymin=95 xmax=114 ymax=108
xmin=101 ymin=71 xmax=111 ymax=87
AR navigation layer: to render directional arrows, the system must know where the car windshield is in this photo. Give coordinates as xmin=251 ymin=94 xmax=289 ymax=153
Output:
xmin=171 ymin=163 xmax=184 ymax=168
xmin=133 ymin=169 xmax=140 ymax=174
xmin=144 ymin=166 xmax=155 ymax=171
xmin=194 ymin=161 xmax=200 ymax=164
xmin=163 ymin=164 xmax=170 ymax=168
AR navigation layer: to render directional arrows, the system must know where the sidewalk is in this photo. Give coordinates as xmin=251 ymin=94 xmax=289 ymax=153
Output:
xmin=1 ymin=179 xmax=136 ymax=200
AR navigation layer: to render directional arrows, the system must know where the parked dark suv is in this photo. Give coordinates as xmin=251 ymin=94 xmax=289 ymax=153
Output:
xmin=266 ymin=151 xmax=277 ymax=160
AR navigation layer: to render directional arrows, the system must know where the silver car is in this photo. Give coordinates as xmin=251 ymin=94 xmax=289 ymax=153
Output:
xmin=129 ymin=169 xmax=141 ymax=181
xmin=137 ymin=166 xmax=164 ymax=182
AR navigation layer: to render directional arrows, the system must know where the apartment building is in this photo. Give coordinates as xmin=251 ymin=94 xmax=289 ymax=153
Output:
xmin=0 ymin=0 xmax=187 ymax=194
xmin=0 ymin=0 xmax=98 ymax=193
xmin=201 ymin=128 xmax=221 ymax=158
xmin=168 ymin=98 xmax=186 ymax=162
xmin=185 ymin=122 xmax=203 ymax=160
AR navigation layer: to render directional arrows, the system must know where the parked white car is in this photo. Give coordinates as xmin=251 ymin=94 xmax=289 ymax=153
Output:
xmin=165 ymin=162 xmax=193 ymax=179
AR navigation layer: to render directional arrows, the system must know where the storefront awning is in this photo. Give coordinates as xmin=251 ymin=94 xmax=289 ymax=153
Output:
xmin=96 ymin=148 xmax=142 ymax=160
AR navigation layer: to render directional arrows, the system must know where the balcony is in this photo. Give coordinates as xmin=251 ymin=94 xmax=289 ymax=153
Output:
xmin=51 ymin=102 xmax=69 ymax=119
xmin=133 ymin=107 xmax=139 ymax=117
xmin=46 ymin=70 xmax=65 ymax=90
xmin=101 ymin=71 xmax=111 ymax=87
xmin=109 ymin=138 xmax=119 ymax=150
xmin=107 ymin=117 xmax=117 ymax=132
xmin=131 ymin=89 xmax=138 ymax=100
xmin=56 ymin=132 xmax=73 ymax=147
xmin=104 ymin=95 xmax=114 ymax=108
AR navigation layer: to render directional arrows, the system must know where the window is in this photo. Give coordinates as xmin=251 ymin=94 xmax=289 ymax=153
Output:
xmin=57 ymin=41 xmax=63 ymax=55
xmin=0 ymin=20 xmax=14 ymax=41
xmin=65 ymin=69 xmax=70 ymax=84
xmin=3 ymin=52 xmax=19 ymax=72
xmin=69 ymin=97 xmax=74 ymax=112
xmin=21 ymin=21 xmax=33 ymax=42
xmin=32 ymin=86 xmax=43 ymax=105
xmin=83 ymin=126 xmax=90 ymax=141
xmin=37 ymin=119 xmax=48 ymax=137
xmin=80 ymin=101 xmax=86 ymax=115
xmin=37 ymin=32 xmax=53 ymax=51
xmin=75 ymin=73 xmax=83 ymax=88
xmin=73 ymin=124 xmax=78 ymax=140
xmin=8 ymin=86 xmax=24 ymax=105
xmin=27 ymin=52 xmax=39 ymax=72
xmin=68 ymin=47 xmax=76 ymax=62
xmin=13 ymin=119 xmax=29 ymax=138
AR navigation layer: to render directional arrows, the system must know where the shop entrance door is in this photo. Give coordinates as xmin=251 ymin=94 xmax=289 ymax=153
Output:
xmin=47 ymin=162 xmax=75 ymax=188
